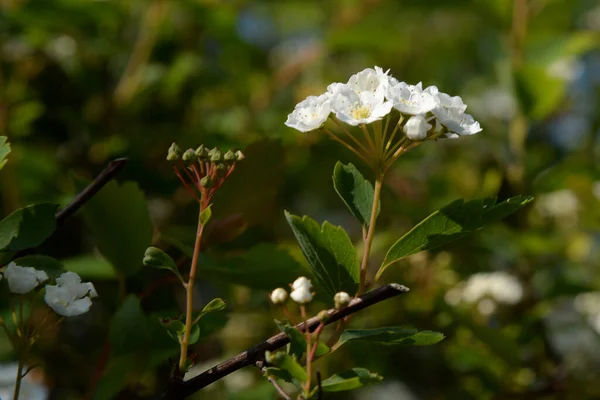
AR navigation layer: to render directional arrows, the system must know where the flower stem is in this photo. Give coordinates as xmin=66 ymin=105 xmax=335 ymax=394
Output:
xmin=13 ymin=345 xmax=28 ymax=400
xmin=322 ymin=128 xmax=372 ymax=168
xmin=178 ymin=205 xmax=206 ymax=374
xmin=358 ymin=177 xmax=383 ymax=295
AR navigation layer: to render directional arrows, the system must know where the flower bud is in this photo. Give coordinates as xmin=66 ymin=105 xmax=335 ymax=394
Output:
xmin=270 ymin=288 xmax=288 ymax=304
xmin=200 ymin=176 xmax=213 ymax=188
xmin=292 ymin=276 xmax=313 ymax=291
xmin=167 ymin=142 xmax=182 ymax=161
xmin=290 ymin=287 xmax=313 ymax=304
xmin=182 ymin=149 xmax=197 ymax=163
xmin=235 ymin=150 xmax=245 ymax=161
xmin=403 ymin=115 xmax=432 ymax=140
xmin=215 ymin=163 xmax=227 ymax=171
xmin=195 ymin=145 xmax=209 ymax=160
xmin=334 ymin=291 xmax=351 ymax=309
xmin=317 ymin=310 xmax=330 ymax=323
xmin=224 ymin=150 xmax=236 ymax=163
xmin=210 ymin=150 xmax=222 ymax=162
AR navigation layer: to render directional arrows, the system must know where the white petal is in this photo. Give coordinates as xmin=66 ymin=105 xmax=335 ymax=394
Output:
xmin=386 ymin=80 xmax=438 ymax=115
xmin=290 ymin=287 xmax=313 ymax=304
xmin=5 ymin=263 xmax=48 ymax=294
xmin=63 ymin=297 xmax=92 ymax=317
xmin=292 ymin=276 xmax=313 ymax=291
xmin=285 ymin=94 xmax=331 ymax=133
xmin=403 ymin=115 xmax=432 ymax=140
xmin=56 ymin=271 xmax=82 ymax=286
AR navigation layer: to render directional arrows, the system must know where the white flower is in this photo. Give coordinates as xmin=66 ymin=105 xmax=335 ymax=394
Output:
xmin=269 ymin=288 xmax=288 ymax=304
xmin=4 ymin=262 xmax=48 ymax=294
xmin=461 ymin=272 xmax=523 ymax=305
xmin=403 ymin=115 xmax=432 ymax=140
xmin=385 ymin=80 xmax=438 ymax=115
xmin=44 ymin=271 xmax=98 ymax=317
xmin=330 ymin=67 xmax=393 ymax=126
xmin=285 ymin=93 xmax=331 ymax=133
xmin=290 ymin=287 xmax=313 ymax=304
xmin=427 ymin=86 xmax=482 ymax=136
xmin=292 ymin=276 xmax=313 ymax=291
xmin=334 ymin=291 xmax=351 ymax=309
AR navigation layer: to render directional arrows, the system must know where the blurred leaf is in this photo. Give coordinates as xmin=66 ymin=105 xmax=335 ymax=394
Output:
xmin=378 ymin=196 xmax=533 ymax=280
xmin=109 ymin=295 xmax=150 ymax=354
xmin=514 ymin=65 xmax=566 ymax=120
xmin=92 ymin=355 xmax=136 ymax=400
xmin=143 ymin=246 xmax=183 ymax=282
xmin=264 ymin=366 xmax=293 ymax=382
xmin=161 ymin=319 xmax=185 ymax=344
xmin=321 ymin=368 xmax=383 ymax=392
xmin=0 ymin=203 xmax=58 ymax=252
xmin=285 ymin=212 xmax=359 ymax=297
xmin=275 ymin=320 xmax=330 ymax=359
xmin=63 ymin=255 xmax=116 ymax=279
xmin=333 ymin=162 xmax=378 ymax=228
xmin=525 ymin=32 xmax=600 ymax=66
xmin=80 ymin=181 xmax=153 ymax=276
xmin=277 ymin=354 xmax=307 ymax=383
xmin=12 ymin=255 xmax=64 ymax=279
xmin=338 ymin=327 xmax=445 ymax=347
xmin=0 ymin=136 xmax=10 ymax=171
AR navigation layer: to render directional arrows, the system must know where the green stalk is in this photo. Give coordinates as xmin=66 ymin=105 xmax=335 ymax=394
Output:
xmin=358 ymin=177 xmax=383 ymax=295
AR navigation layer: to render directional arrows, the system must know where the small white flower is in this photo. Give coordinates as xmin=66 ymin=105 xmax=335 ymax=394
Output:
xmin=290 ymin=287 xmax=313 ymax=304
xmin=385 ymin=80 xmax=438 ymax=115
xmin=270 ymin=288 xmax=288 ymax=304
xmin=427 ymin=86 xmax=482 ymax=136
xmin=403 ymin=115 xmax=432 ymax=140
xmin=334 ymin=291 xmax=351 ymax=309
xmin=285 ymin=93 xmax=331 ymax=133
xmin=4 ymin=262 xmax=48 ymax=294
xmin=330 ymin=67 xmax=393 ymax=126
xmin=44 ymin=271 xmax=98 ymax=317
xmin=292 ymin=276 xmax=313 ymax=291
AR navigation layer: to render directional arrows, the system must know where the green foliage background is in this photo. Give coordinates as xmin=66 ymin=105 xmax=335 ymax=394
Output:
xmin=1 ymin=0 xmax=600 ymax=398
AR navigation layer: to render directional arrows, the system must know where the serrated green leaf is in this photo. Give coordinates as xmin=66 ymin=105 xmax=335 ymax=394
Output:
xmin=333 ymin=162 xmax=378 ymax=228
xmin=377 ymin=196 xmax=533 ymax=281
xmin=0 ymin=136 xmax=11 ymax=171
xmin=80 ymin=181 xmax=153 ymax=276
xmin=321 ymin=368 xmax=382 ymax=392
xmin=199 ymin=205 xmax=213 ymax=225
xmin=0 ymin=203 xmax=58 ymax=252
xmin=285 ymin=212 xmax=359 ymax=296
xmin=143 ymin=246 xmax=183 ymax=282
xmin=338 ymin=327 xmax=445 ymax=347
xmin=275 ymin=320 xmax=329 ymax=359
xmin=12 ymin=255 xmax=64 ymax=279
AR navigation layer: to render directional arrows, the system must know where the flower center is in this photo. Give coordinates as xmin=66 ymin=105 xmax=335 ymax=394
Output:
xmin=351 ymin=105 xmax=371 ymax=120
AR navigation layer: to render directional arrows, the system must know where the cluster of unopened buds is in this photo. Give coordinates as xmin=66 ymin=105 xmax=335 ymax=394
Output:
xmin=1 ymin=262 xmax=98 ymax=317
xmin=270 ymin=276 xmax=351 ymax=310
xmin=285 ymin=66 xmax=481 ymax=173
xmin=167 ymin=143 xmax=244 ymax=205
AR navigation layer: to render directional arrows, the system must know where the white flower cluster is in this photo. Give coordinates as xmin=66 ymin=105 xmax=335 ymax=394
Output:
xmin=2 ymin=262 xmax=98 ymax=317
xmin=285 ymin=66 xmax=481 ymax=139
xmin=445 ymin=271 xmax=523 ymax=315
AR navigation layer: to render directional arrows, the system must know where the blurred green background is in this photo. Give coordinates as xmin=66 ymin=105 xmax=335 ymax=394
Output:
xmin=1 ymin=0 xmax=600 ymax=399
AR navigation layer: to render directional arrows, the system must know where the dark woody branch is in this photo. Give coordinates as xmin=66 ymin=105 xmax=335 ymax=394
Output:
xmin=157 ymin=283 xmax=410 ymax=400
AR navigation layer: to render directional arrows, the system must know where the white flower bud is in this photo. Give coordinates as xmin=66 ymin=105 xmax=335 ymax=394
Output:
xmin=290 ymin=287 xmax=313 ymax=304
xmin=334 ymin=291 xmax=351 ymax=309
xmin=270 ymin=288 xmax=288 ymax=304
xmin=292 ymin=276 xmax=313 ymax=291
xmin=403 ymin=115 xmax=432 ymax=140
xmin=44 ymin=271 xmax=98 ymax=317
xmin=5 ymin=262 xmax=48 ymax=294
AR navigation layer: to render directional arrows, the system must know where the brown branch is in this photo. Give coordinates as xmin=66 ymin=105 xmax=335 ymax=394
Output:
xmin=155 ymin=283 xmax=409 ymax=399
xmin=56 ymin=158 xmax=128 ymax=225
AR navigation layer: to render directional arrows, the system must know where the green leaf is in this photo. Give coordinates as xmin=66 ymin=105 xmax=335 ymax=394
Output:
xmin=92 ymin=355 xmax=136 ymax=400
xmin=199 ymin=205 xmax=213 ymax=225
xmin=338 ymin=327 xmax=445 ymax=347
xmin=0 ymin=203 xmax=58 ymax=252
xmin=12 ymin=255 xmax=64 ymax=279
xmin=285 ymin=212 xmax=359 ymax=296
xmin=278 ymin=354 xmax=308 ymax=383
xmin=0 ymin=136 xmax=10 ymax=171
xmin=201 ymin=297 xmax=227 ymax=313
xmin=275 ymin=320 xmax=329 ymax=359
xmin=333 ymin=162 xmax=378 ymax=228
xmin=321 ymin=368 xmax=382 ymax=392
xmin=377 ymin=196 xmax=533 ymax=281
xmin=80 ymin=181 xmax=153 ymax=276
xmin=161 ymin=319 xmax=185 ymax=344
xmin=514 ymin=65 xmax=566 ymax=120
xmin=264 ymin=367 xmax=293 ymax=383
xmin=62 ymin=255 xmax=116 ymax=279
xmin=109 ymin=295 xmax=150 ymax=354
xmin=142 ymin=246 xmax=183 ymax=282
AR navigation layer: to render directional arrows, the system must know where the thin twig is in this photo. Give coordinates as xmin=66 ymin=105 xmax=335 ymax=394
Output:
xmin=259 ymin=366 xmax=292 ymax=400
xmin=155 ymin=283 xmax=409 ymax=399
